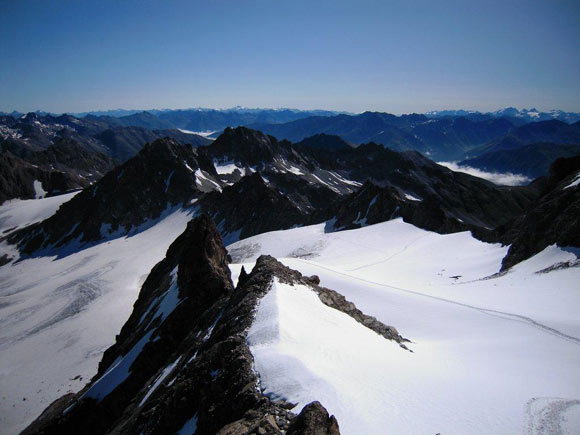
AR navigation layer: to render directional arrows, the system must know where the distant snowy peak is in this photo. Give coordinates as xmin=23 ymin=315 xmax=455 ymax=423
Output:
xmin=428 ymin=107 xmax=580 ymax=123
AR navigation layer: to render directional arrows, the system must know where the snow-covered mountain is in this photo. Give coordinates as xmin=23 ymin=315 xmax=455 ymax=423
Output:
xmin=3 ymin=197 xmax=578 ymax=434
xmin=0 ymin=126 xmax=579 ymax=434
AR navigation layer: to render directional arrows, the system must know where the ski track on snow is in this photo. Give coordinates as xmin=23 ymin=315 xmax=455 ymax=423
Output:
xmin=290 ymin=257 xmax=580 ymax=345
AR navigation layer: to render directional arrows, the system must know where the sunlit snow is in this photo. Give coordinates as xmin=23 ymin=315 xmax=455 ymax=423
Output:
xmin=231 ymin=220 xmax=580 ymax=434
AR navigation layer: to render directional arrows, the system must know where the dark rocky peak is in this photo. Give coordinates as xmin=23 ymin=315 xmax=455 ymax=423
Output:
xmin=207 ymin=126 xmax=281 ymax=163
xmin=204 ymin=126 xmax=309 ymax=169
xmin=295 ymin=133 xmax=353 ymax=151
xmin=21 ymin=112 xmax=41 ymax=122
xmin=10 ymin=138 xmax=222 ymax=255
xmin=97 ymin=214 xmax=234 ymax=379
xmin=196 ymin=173 xmax=309 ymax=244
xmin=23 ymin=218 xmax=346 ymax=435
xmin=548 ymin=154 xmax=580 ymax=188
xmin=286 ymin=402 xmax=340 ymax=435
xmin=485 ymin=155 xmax=580 ymax=270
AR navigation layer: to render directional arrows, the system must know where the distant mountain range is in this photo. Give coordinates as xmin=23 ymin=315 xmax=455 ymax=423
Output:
xmin=1 ymin=107 xmax=579 ymax=199
xmin=251 ymin=112 xmax=580 ymax=161
xmin=427 ymin=107 xmax=580 ymax=124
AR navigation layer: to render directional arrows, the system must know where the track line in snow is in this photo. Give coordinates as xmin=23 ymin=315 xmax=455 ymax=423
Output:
xmin=344 ymin=233 xmax=430 ymax=272
xmin=286 ymin=258 xmax=580 ymax=345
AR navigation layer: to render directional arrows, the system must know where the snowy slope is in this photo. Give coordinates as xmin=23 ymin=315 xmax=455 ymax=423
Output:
xmin=0 ymin=191 xmax=79 ymax=236
xmin=230 ymin=220 xmax=580 ymax=434
xmin=0 ymin=200 xmax=194 ymax=434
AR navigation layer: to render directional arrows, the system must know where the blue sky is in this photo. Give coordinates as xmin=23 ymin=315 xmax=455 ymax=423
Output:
xmin=1 ymin=0 xmax=579 ymax=114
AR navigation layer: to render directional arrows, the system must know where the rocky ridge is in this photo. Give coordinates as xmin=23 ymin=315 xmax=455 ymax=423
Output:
xmin=23 ymin=215 xmax=405 ymax=434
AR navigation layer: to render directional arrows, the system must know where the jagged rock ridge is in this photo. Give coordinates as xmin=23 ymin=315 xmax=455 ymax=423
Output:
xmin=23 ymin=215 xmax=409 ymax=434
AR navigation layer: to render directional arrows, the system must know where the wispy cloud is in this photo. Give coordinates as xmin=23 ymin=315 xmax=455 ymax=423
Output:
xmin=437 ymin=162 xmax=532 ymax=186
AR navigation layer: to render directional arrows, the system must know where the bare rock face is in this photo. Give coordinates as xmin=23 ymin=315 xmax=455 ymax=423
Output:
xmin=197 ymin=173 xmax=309 ymax=242
xmin=287 ymin=402 xmax=340 ymax=435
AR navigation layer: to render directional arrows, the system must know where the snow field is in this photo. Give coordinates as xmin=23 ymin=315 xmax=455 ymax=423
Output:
xmin=0 ymin=204 xmax=194 ymax=434
xmin=231 ymin=219 xmax=580 ymax=434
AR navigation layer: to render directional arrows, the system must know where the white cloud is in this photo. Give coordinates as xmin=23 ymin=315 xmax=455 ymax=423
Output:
xmin=437 ymin=162 xmax=532 ymax=186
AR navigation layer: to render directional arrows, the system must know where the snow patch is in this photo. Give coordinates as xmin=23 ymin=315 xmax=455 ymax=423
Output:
xmin=139 ymin=356 xmax=182 ymax=407
xmin=83 ymin=330 xmax=155 ymax=402
xmin=0 ymin=191 xmax=79 ymax=235
xmin=404 ymin=193 xmax=422 ymax=201
xmin=247 ymin=278 xmax=408 ymax=434
xmin=176 ymin=413 xmax=198 ymax=435
xmin=33 ymin=180 xmax=47 ymax=199
xmin=194 ymin=169 xmax=222 ymax=192
xmin=563 ymin=171 xmax=580 ymax=190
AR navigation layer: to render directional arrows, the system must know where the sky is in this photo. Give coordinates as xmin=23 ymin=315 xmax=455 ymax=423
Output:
xmin=1 ymin=0 xmax=579 ymax=114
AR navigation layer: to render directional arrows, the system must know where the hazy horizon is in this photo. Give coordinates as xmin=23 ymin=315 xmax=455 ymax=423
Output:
xmin=3 ymin=105 xmax=579 ymax=118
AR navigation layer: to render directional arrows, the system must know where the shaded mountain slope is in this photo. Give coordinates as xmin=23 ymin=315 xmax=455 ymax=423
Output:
xmin=459 ymin=142 xmax=580 ymax=178
xmin=307 ymin=143 xmax=539 ymax=230
xmin=10 ymin=139 xmax=222 ymax=255
xmin=195 ymin=173 xmax=311 ymax=244
xmin=475 ymin=120 xmax=580 ymax=155
xmin=250 ymin=112 xmax=426 ymax=150
xmin=484 ymin=155 xmax=580 ymax=270
xmin=94 ymin=126 xmax=211 ymax=161
xmin=0 ymin=152 xmax=83 ymax=204
xmin=0 ymin=112 xmax=211 ymax=162
xmin=25 ymin=138 xmax=117 ymax=182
